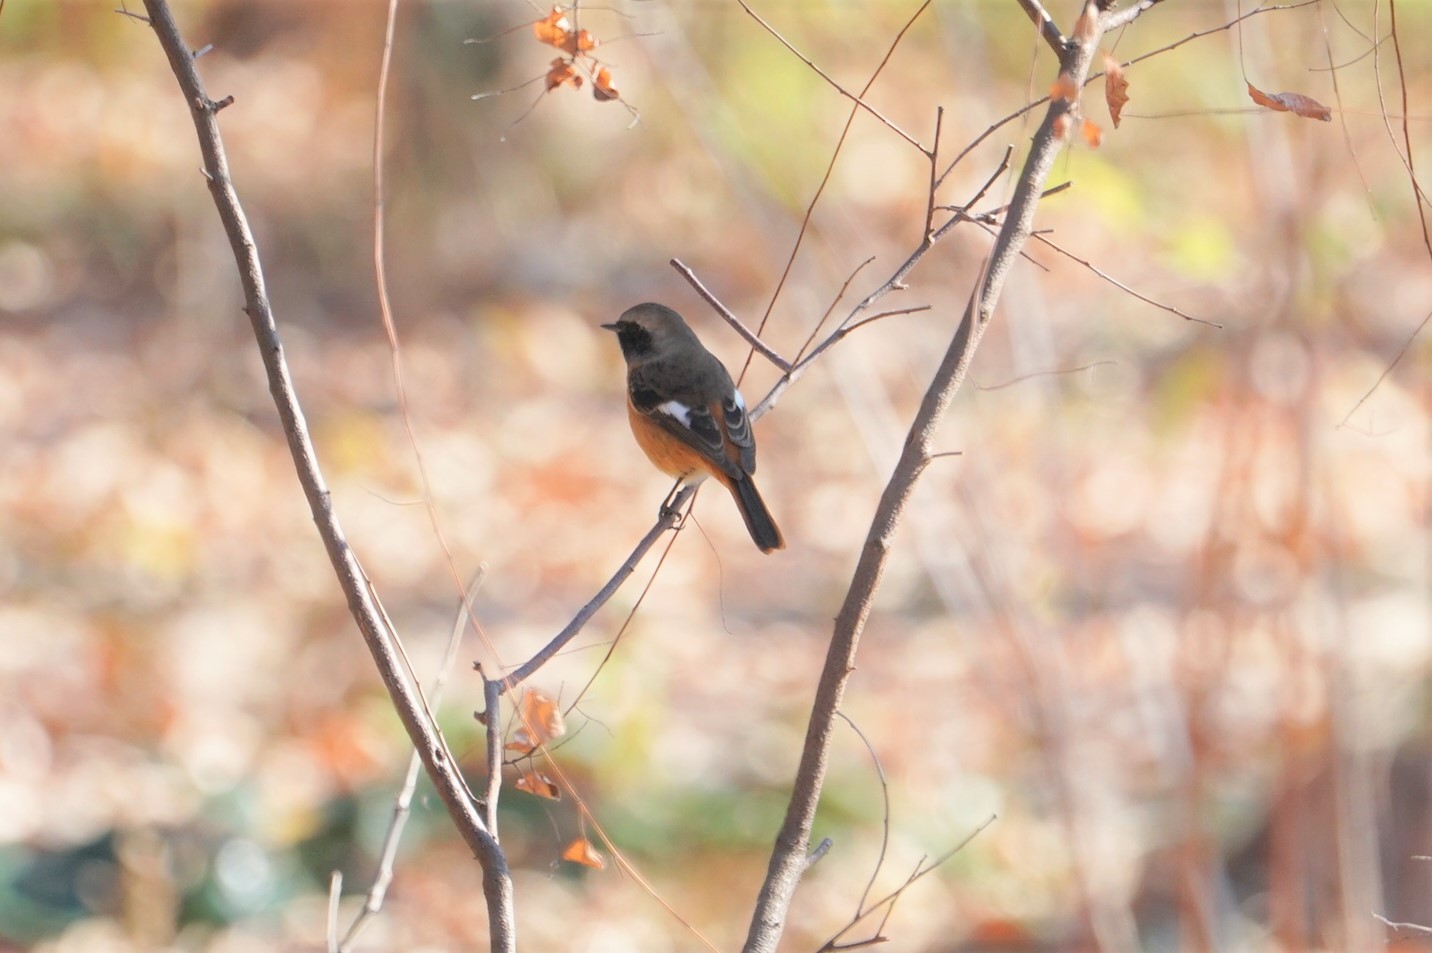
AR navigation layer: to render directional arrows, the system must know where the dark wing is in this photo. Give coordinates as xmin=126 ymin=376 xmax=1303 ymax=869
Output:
xmin=718 ymin=391 xmax=757 ymax=475
xmin=630 ymin=368 xmax=739 ymax=479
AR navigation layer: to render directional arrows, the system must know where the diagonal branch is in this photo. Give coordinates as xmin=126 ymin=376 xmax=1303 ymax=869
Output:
xmin=136 ymin=3 xmax=514 ymax=950
xmin=740 ymin=3 xmax=1162 ymax=950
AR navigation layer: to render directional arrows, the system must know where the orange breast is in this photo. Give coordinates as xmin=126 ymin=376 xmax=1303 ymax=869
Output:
xmin=627 ymin=400 xmax=708 ymax=480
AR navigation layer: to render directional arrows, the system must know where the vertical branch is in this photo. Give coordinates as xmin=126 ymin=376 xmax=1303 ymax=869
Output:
xmin=741 ymin=4 xmax=1152 ymax=951
xmin=136 ymin=3 xmax=515 ymax=950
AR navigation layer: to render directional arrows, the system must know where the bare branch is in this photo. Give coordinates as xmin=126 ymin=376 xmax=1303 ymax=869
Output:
xmin=741 ymin=1 xmax=1163 ymax=946
xmin=670 ymin=259 xmax=792 ymax=372
xmin=497 ymin=499 xmax=688 ymax=694
xmin=136 ymin=3 xmax=513 ymax=949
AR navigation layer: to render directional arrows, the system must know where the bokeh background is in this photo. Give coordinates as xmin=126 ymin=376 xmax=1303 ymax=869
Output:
xmin=2 ymin=0 xmax=1429 ymax=951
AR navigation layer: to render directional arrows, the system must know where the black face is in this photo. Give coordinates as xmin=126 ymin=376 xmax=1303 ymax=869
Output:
xmin=604 ymin=319 xmax=654 ymax=359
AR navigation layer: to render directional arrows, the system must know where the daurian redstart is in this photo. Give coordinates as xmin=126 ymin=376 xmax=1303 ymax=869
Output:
xmin=603 ymin=303 xmax=785 ymax=553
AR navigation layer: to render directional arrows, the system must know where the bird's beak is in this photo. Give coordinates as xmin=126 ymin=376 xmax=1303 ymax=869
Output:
xmin=600 ymin=321 xmax=620 ymax=332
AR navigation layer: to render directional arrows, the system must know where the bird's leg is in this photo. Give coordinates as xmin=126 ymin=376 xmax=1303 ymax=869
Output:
xmin=659 ymin=478 xmax=688 ymax=525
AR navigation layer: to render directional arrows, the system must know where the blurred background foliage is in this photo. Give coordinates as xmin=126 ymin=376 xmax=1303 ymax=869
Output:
xmin=1 ymin=0 xmax=1429 ymax=951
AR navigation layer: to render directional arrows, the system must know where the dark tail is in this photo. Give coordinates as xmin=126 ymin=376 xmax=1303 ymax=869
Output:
xmin=730 ymin=476 xmax=785 ymax=553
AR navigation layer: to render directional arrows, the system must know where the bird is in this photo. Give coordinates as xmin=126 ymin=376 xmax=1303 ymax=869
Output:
xmin=603 ymin=302 xmax=785 ymax=553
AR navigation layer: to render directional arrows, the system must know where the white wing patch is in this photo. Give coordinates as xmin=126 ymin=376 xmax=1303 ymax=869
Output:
xmin=657 ymin=399 xmax=693 ymax=428
xmin=733 ymin=389 xmax=746 ymax=410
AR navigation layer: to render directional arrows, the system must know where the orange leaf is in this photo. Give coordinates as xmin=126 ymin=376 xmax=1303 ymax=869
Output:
xmin=544 ymin=58 xmax=582 ymax=93
xmin=510 ymin=689 xmax=566 ymax=749
xmin=1102 ymin=54 xmax=1128 ymax=128
xmin=562 ymin=28 xmax=597 ymax=55
xmin=533 ymin=7 xmax=571 ymax=48
xmin=1081 ymin=118 xmax=1102 ymax=148
xmin=515 ymin=771 xmax=561 ymax=800
xmin=592 ymin=66 xmax=620 ymax=102
xmin=1049 ymin=74 xmax=1078 ymax=104
xmin=1246 ymin=83 xmax=1331 ymax=122
xmin=562 ymin=837 xmax=606 ymax=870
xmin=1052 ymin=113 xmax=1074 ymax=142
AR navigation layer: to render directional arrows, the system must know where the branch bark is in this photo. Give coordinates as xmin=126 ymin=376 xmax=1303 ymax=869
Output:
xmin=740 ymin=3 xmax=1157 ymax=950
xmin=137 ymin=3 xmax=514 ymax=949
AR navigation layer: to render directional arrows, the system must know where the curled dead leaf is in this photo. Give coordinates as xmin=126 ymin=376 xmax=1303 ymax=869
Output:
xmin=592 ymin=66 xmax=620 ymax=102
xmin=545 ymin=58 xmax=582 ymax=93
xmin=1102 ymin=54 xmax=1128 ymax=128
xmin=1246 ymin=82 xmax=1332 ymax=122
xmin=533 ymin=7 xmax=571 ymax=48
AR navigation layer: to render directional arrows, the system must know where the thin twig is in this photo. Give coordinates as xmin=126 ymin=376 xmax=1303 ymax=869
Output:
xmin=836 ymin=711 xmax=892 ymax=918
xmin=497 ymin=496 xmax=688 ymax=694
xmin=794 ymin=256 xmax=876 ymax=365
xmin=135 ymin=4 xmax=514 ymax=950
xmin=1029 ymin=232 xmax=1223 ymax=327
xmin=736 ymin=0 xmax=926 ymax=153
xmin=669 ymin=259 xmax=792 ymax=372
xmin=923 ymin=107 xmax=945 ymax=240
xmin=817 ymin=816 xmax=997 ymax=952
xmin=1374 ymin=912 xmax=1432 ymax=936
xmin=1338 ymin=307 xmax=1432 ymax=428
xmin=977 ymin=360 xmax=1117 ymax=391
xmin=738 ymin=0 xmax=935 ymax=386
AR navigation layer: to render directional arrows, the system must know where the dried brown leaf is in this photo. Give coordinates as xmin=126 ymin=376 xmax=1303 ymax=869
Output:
xmin=1102 ymin=54 xmax=1128 ymax=128
xmin=1246 ymin=82 xmax=1332 ymax=122
xmin=544 ymin=58 xmax=582 ymax=93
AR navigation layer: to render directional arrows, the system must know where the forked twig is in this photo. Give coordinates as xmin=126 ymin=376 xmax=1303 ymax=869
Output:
xmin=817 ymin=815 xmax=997 ymax=952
